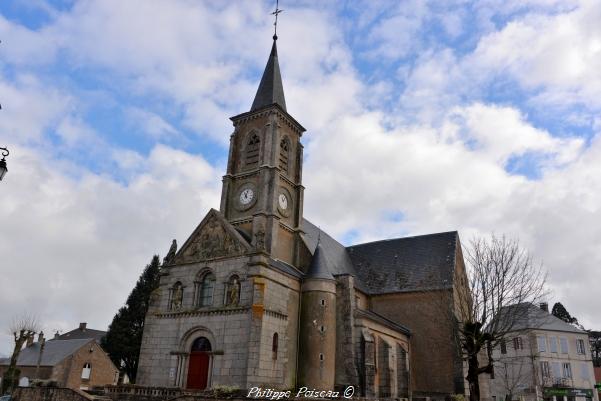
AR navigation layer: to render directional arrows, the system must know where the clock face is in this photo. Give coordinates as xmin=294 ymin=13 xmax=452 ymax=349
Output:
xmin=239 ymin=188 xmax=254 ymax=205
xmin=278 ymin=193 xmax=288 ymax=210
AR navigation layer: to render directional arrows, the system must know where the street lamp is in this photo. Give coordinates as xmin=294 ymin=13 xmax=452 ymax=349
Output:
xmin=0 ymin=147 xmax=9 ymax=181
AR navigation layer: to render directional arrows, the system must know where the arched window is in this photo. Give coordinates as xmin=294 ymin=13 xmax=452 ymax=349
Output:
xmin=272 ymin=333 xmax=279 ymax=360
xmin=81 ymin=363 xmax=91 ymax=380
xmin=197 ymin=273 xmax=215 ymax=307
xmin=225 ymin=275 xmax=241 ymax=306
xmin=245 ymin=133 xmax=260 ymax=168
xmin=279 ymin=138 xmax=289 ymax=173
xmin=170 ymin=282 xmax=184 ymax=310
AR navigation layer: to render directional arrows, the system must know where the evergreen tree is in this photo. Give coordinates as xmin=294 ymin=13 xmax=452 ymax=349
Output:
xmin=588 ymin=330 xmax=601 ymax=367
xmin=102 ymin=255 xmax=161 ymax=383
xmin=551 ymin=302 xmax=579 ymax=326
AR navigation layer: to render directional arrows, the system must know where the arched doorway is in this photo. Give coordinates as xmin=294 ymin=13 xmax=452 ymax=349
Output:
xmin=187 ymin=336 xmax=211 ymax=389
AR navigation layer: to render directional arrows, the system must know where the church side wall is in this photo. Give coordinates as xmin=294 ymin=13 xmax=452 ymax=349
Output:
xmin=353 ymin=314 xmax=411 ymax=399
xmin=137 ymin=256 xmax=252 ymax=389
xmin=370 ymin=290 xmax=460 ymax=400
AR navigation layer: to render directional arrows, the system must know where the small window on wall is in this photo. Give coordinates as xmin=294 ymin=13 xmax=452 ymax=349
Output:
xmin=513 ymin=337 xmax=523 ymax=350
xmin=560 ymin=337 xmax=568 ymax=354
xmin=549 ymin=337 xmax=558 ymax=353
xmin=198 ymin=273 xmax=215 ymax=307
xmin=82 ymin=363 xmax=91 ymax=380
xmin=540 ymin=361 xmax=550 ymax=377
xmin=245 ymin=134 xmax=260 ymax=168
xmin=576 ymin=339 xmax=586 ymax=355
xmin=272 ymin=333 xmax=278 ymax=360
xmin=562 ymin=363 xmax=572 ymax=378
xmin=500 ymin=340 xmax=507 ymax=354
xmin=537 ymin=336 xmax=547 ymax=352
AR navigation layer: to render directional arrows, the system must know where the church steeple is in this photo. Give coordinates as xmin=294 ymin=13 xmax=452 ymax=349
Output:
xmin=221 ymin=27 xmax=306 ymax=267
xmin=251 ymin=39 xmax=287 ymax=112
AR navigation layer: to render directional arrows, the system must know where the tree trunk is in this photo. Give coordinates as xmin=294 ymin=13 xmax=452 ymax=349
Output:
xmin=1 ymin=331 xmax=31 ymax=394
xmin=467 ymin=353 xmax=481 ymax=401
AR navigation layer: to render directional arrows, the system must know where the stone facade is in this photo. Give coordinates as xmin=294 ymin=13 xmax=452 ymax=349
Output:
xmin=488 ymin=307 xmax=599 ymax=401
xmin=0 ymin=339 xmax=118 ymax=391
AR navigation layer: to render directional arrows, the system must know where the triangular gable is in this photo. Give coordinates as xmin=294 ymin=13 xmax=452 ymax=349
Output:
xmin=173 ymin=209 xmax=252 ymax=264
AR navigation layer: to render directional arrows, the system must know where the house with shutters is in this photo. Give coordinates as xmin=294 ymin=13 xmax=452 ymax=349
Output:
xmin=489 ymin=303 xmax=598 ymax=401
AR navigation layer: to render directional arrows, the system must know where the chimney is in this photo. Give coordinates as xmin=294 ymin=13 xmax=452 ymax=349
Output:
xmin=79 ymin=322 xmax=87 ymax=331
xmin=26 ymin=334 xmax=34 ymax=347
xmin=54 ymin=331 xmax=60 ymax=340
xmin=38 ymin=331 xmax=45 ymax=343
xmin=539 ymin=302 xmax=549 ymax=312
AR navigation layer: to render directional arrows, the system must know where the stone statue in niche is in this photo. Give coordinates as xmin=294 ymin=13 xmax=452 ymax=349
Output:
xmin=255 ymin=230 xmax=266 ymax=251
xmin=171 ymin=285 xmax=183 ymax=310
xmin=227 ymin=277 xmax=241 ymax=306
xmin=163 ymin=239 xmax=177 ymax=266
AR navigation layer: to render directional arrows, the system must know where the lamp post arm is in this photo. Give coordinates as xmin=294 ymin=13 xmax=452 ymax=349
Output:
xmin=0 ymin=147 xmax=8 ymax=160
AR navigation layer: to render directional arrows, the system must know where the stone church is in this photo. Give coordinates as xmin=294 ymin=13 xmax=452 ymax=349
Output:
xmin=137 ymin=36 xmax=471 ymax=400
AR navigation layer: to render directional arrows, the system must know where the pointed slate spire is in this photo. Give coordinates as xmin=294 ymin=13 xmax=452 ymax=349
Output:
xmin=251 ymin=39 xmax=287 ymax=112
xmin=306 ymin=238 xmax=335 ymax=280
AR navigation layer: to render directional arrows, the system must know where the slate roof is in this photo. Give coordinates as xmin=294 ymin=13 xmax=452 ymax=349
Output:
xmin=499 ymin=303 xmax=585 ymax=334
xmin=305 ymin=242 xmax=335 ymax=280
xmin=302 ymin=220 xmax=459 ymax=295
xmin=57 ymin=327 xmax=106 ymax=343
xmin=269 ymin=258 xmax=303 ymax=279
xmin=347 ymin=231 xmax=459 ymax=294
xmin=355 ymin=309 xmax=411 ymax=336
xmin=251 ymin=40 xmax=286 ymax=112
xmin=301 ymin=219 xmax=365 ymax=290
xmin=0 ymin=339 xmax=93 ymax=367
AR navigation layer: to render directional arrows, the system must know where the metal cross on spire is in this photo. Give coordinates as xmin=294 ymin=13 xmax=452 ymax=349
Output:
xmin=271 ymin=0 xmax=283 ymax=40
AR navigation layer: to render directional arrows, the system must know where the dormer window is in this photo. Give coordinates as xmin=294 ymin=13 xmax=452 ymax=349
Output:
xmin=279 ymin=138 xmax=289 ymax=173
xmin=245 ymin=134 xmax=260 ymax=168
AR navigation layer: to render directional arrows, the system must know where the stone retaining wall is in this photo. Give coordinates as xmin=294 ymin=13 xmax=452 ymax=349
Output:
xmin=12 ymin=387 xmax=96 ymax=401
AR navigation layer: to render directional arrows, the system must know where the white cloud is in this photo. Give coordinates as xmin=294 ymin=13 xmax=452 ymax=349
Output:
xmin=126 ymin=107 xmax=180 ymax=141
xmin=0 ymin=144 xmax=220 ymax=356
xmin=469 ymin=0 xmax=601 ymax=109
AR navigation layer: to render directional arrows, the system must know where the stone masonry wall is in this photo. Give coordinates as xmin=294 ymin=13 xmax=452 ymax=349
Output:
xmin=12 ymin=387 xmax=94 ymax=401
xmin=370 ymin=290 xmax=459 ymax=400
xmin=53 ymin=340 xmax=118 ymax=389
xmin=335 ymin=275 xmax=359 ymax=391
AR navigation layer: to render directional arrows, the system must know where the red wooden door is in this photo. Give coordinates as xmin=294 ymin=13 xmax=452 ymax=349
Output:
xmin=187 ymin=352 xmax=210 ymax=389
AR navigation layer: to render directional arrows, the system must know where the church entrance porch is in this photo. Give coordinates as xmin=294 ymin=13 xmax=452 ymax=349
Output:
xmin=186 ymin=337 xmax=212 ymax=390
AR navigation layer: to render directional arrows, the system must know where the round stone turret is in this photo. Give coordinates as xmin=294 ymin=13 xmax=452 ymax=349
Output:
xmin=298 ymin=241 xmax=337 ymax=390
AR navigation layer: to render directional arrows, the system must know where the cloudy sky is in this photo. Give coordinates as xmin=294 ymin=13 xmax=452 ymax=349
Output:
xmin=1 ymin=0 xmax=600 ymax=356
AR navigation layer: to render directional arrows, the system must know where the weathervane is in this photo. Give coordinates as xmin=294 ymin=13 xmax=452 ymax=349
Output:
xmin=271 ymin=0 xmax=283 ymax=40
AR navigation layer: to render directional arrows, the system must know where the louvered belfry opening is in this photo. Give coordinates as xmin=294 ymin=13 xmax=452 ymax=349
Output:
xmin=245 ymin=134 xmax=260 ymax=167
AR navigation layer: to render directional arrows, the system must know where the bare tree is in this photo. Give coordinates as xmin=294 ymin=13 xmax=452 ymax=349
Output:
xmin=495 ymin=357 xmax=531 ymax=401
xmin=456 ymin=235 xmax=547 ymax=401
xmin=1 ymin=313 xmax=40 ymax=394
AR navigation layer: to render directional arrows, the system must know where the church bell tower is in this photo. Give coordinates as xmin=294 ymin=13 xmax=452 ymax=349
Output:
xmin=219 ymin=36 xmax=306 ymax=267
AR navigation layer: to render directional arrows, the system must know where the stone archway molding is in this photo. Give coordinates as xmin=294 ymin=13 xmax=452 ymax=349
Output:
xmin=174 ymin=326 xmax=217 ymax=389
